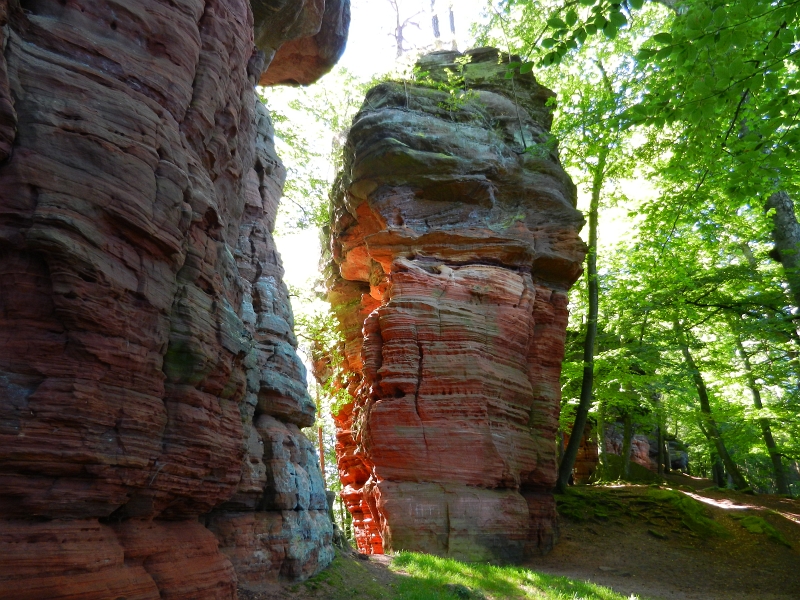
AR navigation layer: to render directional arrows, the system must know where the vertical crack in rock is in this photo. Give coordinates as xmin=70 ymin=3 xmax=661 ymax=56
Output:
xmin=0 ymin=0 xmax=349 ymax=597
xmin=326 ymin=47 xmax=586 ymax=562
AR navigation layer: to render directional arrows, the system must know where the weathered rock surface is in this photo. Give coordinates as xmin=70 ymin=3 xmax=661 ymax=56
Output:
xmin=0 ymin=0 xmax=346 ymax=597
xmin=325 ymin=48 xmax=585 ymax=561
xmin=604 ymin=425 xmax=657 ymax=472
xmin=256 ymin=0 xmax=350 ymax=86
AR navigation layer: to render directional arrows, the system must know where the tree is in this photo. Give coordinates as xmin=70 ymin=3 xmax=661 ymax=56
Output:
xmin=482 ymin=2 xmax=663 ymax=490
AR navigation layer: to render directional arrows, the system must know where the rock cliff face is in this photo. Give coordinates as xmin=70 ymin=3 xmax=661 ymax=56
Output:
xmin=0 ymin=0 xmax=347 ymax=597
xmin=326 ymin=48 xmax=585 ymax=561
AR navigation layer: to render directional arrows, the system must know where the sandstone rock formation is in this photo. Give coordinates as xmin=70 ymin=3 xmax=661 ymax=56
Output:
xmin=604 ymin=425 xmax=658 ymax=472
xmin=566 ymin=423 xmax=599 ymax=484
xmin=326 ymin=48 xmax=585 ymax=561
xmin=0 ymin=1 xmax=347 ymax=597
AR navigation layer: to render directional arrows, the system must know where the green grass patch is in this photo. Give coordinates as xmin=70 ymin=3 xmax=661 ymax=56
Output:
xmin=389 ymin=551 xmax=635 ymax=599
xmin=732 ymin=515 xmax=792 ymax=548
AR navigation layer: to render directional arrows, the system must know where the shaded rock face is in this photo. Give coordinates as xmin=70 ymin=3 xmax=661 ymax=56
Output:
xmin=326 ymin=48 xmax=585 ymax=561
xmin=604 ymin=425 xmax=658 ymax=472
xmin=255 ymin=0 xmax=350 ymax=86
xmin=0 ymin=0 xmax=346 ymax=597
xmin=565 ymin=423 xmax=599 ymax=484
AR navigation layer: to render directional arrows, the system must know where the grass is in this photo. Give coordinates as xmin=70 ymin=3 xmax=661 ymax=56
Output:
xmin=291 ymin=552 xmax=387 ymax=599
xmin=389 ymin=552 xmax=637 ymax=599
xmin=294 ymin=550 xmax=639 ymax=600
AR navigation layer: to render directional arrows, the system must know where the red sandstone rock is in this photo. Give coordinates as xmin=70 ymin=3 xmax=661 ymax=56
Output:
xmin=604 ymin=425 xmax=657 ymax=472
xmin=566 ymin=423 xmax=599 ymax=484
xmin=0 ymin=0 xmax=346 ymax=596
xmin=258 ymin=0 xmax=350 ymax=86
xmin=325 ymin=48 xmax=585 ymax=561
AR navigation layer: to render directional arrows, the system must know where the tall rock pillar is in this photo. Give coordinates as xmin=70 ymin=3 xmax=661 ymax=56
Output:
xmin=0 ymin=0 xmax=348 ymax=597
xmin=326 ymin=48 xmax=585 ymax=561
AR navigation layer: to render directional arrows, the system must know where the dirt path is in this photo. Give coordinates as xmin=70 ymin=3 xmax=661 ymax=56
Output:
xmin=527 ymin=478 xmax=800 ymax=600
xmin=240 ymin=478 xmax=800 ymax=600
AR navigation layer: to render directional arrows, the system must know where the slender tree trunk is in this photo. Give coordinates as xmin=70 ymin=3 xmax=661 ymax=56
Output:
xmin=621 ymin=412 xmax=633 ymax=478
xmin=556 ymin=152 xmax=607 ymax=493
xmin=712 ymin=458 xmax=725 ymax=487
xmin=766 ymin=191 xmax=800 ymax=314
xmin=657 ymin=424 xmax=665 ymax=476
xmin=597 ymin=400 xmax=607 ymax=472
xmin=673 ymin=318 xmax=751 ymax=491
xmin=731 ymin=328 xmax=790 ymax=494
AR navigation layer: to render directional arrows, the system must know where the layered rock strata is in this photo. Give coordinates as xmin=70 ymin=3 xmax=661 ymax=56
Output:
xmin=0 ymin=0 xmax=347 ymax=597
xmin=326 ymin=48 xmax=585 ymax=561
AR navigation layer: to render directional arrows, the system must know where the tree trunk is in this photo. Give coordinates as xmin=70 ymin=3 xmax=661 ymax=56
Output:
xmin=597 ymin=400 xmax=607 ymax=471
xmin=731 ymin=327 xmax=790 ymax=495
xmin=621 ymin=412 xmax=633 ymax=479
xmin=556 ymin=151 xmax=607 ymax=493
xmin=657 ymin=425 xmax=665 ymax=476
xmin=712 ymin=458 xmax=725 ymax=488
xmin=673 ymin=318 xmax=752 ymax=491
xmin=766 ymin=191 xmax=800 ymax=314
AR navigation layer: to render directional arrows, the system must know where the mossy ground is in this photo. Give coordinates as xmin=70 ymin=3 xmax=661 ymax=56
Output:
xmin=538 ymin=478 xmax=800 ymax=599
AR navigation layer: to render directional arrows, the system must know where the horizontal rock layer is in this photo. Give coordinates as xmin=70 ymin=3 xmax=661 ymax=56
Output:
xmin=0 ymin=0 xmax=346 ymax=597
xmin=325 ymin=48 xmax=585 ymax=561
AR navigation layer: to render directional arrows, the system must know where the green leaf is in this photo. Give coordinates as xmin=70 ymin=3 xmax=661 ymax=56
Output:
xmin=543 ymin=52 xmax=560 ymax=66
xmin=629 ymin=0 xmax=644 ymax=9
xmin=541 ymin=38 xmax=557 ymax=49
xmin=609 ymin=10 xmax=628 ymax=28
xmin=566 ymin=9 xmax=578 ymax=26
xmin=652 ymin=32 xmax=673 ymax=44
xmin=547 ymin=16 xmax=567 ymax=29
xmin=586 ymin=23 xmax=598 ymax=35
xmin=656 ymin=46 xmax=672 ymax=60
xmin=778 ymin=27 xmax=795 ymax=47
xmin=520 ymin=62 xmax=534 ymax=74
xmin=712 ymin=7 xmax=727 ymax=26
xmin=604 ymin=23 xmax=619 ymax=39
xmin=579 ymin=0 xmax=596 ymax=6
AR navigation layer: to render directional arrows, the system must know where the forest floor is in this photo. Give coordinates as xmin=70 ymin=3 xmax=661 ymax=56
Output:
xmin=239 ymin=475 xmax=800 ymax=600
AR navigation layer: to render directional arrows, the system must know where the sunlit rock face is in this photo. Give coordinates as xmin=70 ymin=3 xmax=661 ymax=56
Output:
xmin=0 ymin=0 xmax=347 ymax=597
xmin=326 ymin=47 xmax=585 ymax=561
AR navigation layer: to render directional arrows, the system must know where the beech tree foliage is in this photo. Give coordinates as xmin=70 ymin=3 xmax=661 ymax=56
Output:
xmin=480 ymin=0 xmax=800 ymax=494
